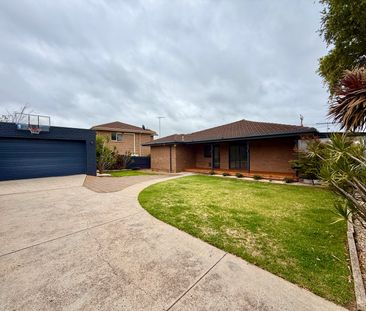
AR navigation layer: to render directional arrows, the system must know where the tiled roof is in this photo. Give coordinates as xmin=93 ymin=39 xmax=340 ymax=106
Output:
xmin=92 ymin=121 xmax=156 ymax=135
xmin=144 ymin=119 xmax=317 ymax=146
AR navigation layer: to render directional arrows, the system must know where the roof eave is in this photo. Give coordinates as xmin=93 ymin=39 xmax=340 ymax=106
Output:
xmin=145 ymin=130 xmax=318 ymax=146
xmin=92 ymin=127 xmax=156 ymax=135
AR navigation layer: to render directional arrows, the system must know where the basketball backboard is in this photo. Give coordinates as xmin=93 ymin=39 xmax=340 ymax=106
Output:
xmin=15 ymin=113 xmax=51 ymax=134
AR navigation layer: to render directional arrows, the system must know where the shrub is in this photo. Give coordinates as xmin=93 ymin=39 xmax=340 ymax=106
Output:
xmin=96 ymin=135 xmax=118 ymax=174
xmin=283 ymin=177 xmax=294 ymax=183
xmin=111 ymin=152 xmax=134 ymax=170
xmin=222 ymin=172 xmax=230 ymax=177
xmin=253 ymin=175 xmax=262 ymax=180
xmin=236 ymin=172 xmax=243 ymax=178
xmin=291 ymin=137 xmax=325 ymax=181
xmin=209 ymin=170 xmax=215 ymax=175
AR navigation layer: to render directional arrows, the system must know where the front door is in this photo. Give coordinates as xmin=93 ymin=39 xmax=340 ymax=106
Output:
xmin=213 ymin=145 xmax=220 ymax=169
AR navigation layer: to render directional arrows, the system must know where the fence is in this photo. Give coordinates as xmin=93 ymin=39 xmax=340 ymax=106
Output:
xmin=127 ymin=156 xmax=151 ymax=169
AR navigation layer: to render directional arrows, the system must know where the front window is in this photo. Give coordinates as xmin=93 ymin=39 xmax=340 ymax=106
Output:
xmin=229 ymin=143 xmax=247 ymax=169
xmin=203 ymin=145 xmax=211 ymax=158
xmin=111 ymin=132 xmax=123 ymax=141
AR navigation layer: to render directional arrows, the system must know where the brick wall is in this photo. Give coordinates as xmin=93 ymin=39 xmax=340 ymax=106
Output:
xmin=151 ymin=145 xmax=171 ymax=172
xmin=220 ymin=143 xmax=229 ymax=169
xmin=151 ymin=144 xmax=195 ymax=173
xmin=96 ymin=130 xmax=153 ymax=156
xmin=249 ymin=138 xmax=296 ymax=173
xmin=174 ymin=145 xmax=195 ymax=172
xmin=195 ymin=144 xmax=211 ymax=168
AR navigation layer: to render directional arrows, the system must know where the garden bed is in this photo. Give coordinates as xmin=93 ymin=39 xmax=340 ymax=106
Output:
xmin=354 ymin=219 xmax=366 ymax=292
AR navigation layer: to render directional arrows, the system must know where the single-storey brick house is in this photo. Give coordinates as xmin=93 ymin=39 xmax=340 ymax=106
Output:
xmin=92 ymin=121 xmax=156 ymax=156
xmin=143 ymin=119 xmax=317 ymax=179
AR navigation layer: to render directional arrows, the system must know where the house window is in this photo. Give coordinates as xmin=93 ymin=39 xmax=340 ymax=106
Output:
xmin=229 ymin=143 xmax=247 ymax=170
xmin=111 ymin=132 xmax=123 ymax=141
xmin=203 ymin=145 xmax=211 ymax=158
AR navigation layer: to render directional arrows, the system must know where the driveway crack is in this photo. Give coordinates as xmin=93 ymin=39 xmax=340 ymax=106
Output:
xmin=166 ymin=253 xmax=227 ymax=310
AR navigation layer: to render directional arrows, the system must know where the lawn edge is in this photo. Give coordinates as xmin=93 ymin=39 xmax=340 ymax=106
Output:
xmin=348 ymin=219 xmax=366 ymax=311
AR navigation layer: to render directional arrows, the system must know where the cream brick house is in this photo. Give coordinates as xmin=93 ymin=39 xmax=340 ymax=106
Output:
xmin=92 ymin=121 xmax=156 ymax=156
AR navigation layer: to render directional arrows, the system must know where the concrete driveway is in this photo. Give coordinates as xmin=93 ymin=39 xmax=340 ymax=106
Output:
xmin=0 ymin=175 xmax=345 ymax=311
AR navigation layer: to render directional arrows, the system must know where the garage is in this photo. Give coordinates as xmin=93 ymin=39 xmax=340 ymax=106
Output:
xmin=0 ymin=121 xmax=96 ymax=181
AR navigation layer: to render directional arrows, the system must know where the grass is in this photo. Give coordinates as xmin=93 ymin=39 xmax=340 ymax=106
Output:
xmin=139 ymin=175 xmax=353 ymax=306
xmin=107 ymin=170 xmax=155 ymax=177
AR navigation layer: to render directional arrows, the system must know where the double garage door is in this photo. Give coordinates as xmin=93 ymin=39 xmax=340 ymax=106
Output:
xmin=0 ymin=138 xmax=87 ymax=181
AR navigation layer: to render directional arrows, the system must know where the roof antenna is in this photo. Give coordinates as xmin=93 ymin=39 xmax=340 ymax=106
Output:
xmin=300 ymin=114 xmax=304 ymax=127
xmin=157 ymin=116 xmax=165 ymax=137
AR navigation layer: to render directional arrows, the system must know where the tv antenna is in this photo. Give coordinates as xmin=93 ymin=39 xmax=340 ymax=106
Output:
xmin=300 ymin=114 xmax=304 ymax=126
xmin=157 ymin=116 xmax=165 ymax=137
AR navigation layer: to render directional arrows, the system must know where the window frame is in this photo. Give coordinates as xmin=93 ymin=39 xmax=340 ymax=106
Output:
xmin=229 ymin=143 xmax=248 ymax=170
xmin=111 ymin=132 xmax=123 ymax=142
xmin=203 ymin=145 xmax=211 ymax=158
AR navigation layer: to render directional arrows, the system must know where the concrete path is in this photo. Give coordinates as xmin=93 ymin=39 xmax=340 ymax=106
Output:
xmin=0 ymin=174 xmax=86 ymax=196
xmin=83 ymin=174 xmax=169 ymax=193
xmin=0 ymin=175 xmax=346 ymax=311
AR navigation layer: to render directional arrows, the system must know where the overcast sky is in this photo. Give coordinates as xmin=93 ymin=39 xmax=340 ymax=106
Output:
xmin=0 ymin=0 xmax=332 ymax=136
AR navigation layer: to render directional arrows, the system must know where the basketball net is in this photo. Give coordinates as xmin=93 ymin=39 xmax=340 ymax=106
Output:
xmin=28 ymin=126 xmax=42 ymax=134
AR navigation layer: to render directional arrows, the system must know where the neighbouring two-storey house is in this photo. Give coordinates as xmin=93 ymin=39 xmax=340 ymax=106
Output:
xmin=92 ymin=121 xmax=156 ymax=156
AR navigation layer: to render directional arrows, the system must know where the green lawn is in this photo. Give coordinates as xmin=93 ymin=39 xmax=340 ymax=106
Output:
xmin=138 ymin=175 xmax=353 ymax=306
xmin=107 ymin=170 xmax=155 ymax=177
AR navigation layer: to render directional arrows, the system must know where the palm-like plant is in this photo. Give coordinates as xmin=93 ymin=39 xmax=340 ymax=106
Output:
xmin=329 ymin=67 xmax=366 ymax=131
xmin=318 ymin=134 xmax=366 ymax=227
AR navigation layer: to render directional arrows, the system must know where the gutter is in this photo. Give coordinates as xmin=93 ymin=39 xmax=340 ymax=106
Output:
xmin=92 ymin=127 xmax=156 ymax=135
xmin=143 ymin=131 xmax=317 ymax=147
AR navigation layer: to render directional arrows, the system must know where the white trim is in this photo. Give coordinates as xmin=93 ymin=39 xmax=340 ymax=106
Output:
xmin=140 ymin=133 xmax=142 ymax=155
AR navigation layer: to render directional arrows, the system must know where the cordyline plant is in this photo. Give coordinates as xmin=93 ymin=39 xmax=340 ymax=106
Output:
xmin=329 ymin=67 xmax=366 ymax=131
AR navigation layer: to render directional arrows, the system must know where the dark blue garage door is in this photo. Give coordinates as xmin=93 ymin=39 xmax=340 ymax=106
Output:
xmin=0 ymin=138 xmax=87 ymax=181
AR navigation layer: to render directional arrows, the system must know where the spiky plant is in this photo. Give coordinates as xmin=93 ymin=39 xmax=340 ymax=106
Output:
xmin=306 ymin=134 xmax=366 ymax=227
xmin=329 ymin=67 xmax=366 ymax=131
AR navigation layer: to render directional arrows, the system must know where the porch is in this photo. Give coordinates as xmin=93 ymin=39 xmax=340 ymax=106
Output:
xmin=150 ymin=137 xmax=298 ymax=177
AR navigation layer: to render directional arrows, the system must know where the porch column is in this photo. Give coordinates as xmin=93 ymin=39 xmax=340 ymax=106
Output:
xmin=211 ymin=143 xmax=214 ymax=170
xmin=247 ymin=142 xmax=250 ymax=172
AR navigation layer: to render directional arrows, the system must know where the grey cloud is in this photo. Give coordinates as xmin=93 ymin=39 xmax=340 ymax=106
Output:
xmin=0 ymin=0 xmax=330 ymax=136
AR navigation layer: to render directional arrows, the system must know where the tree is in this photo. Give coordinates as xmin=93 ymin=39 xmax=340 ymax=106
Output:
xmin=318 ymin=0 xmax=366 ymax=92
xmin=0 ymin=105 xmax=30 ymax=123
xmin=96 ymin=135 xmax=118 ymax=174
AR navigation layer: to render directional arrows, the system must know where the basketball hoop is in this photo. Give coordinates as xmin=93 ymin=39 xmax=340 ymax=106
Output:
xmin=28 ymin=126 xmax=42 ymax=134
xmin=15 ymin=113 xmax=50 ymax=134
